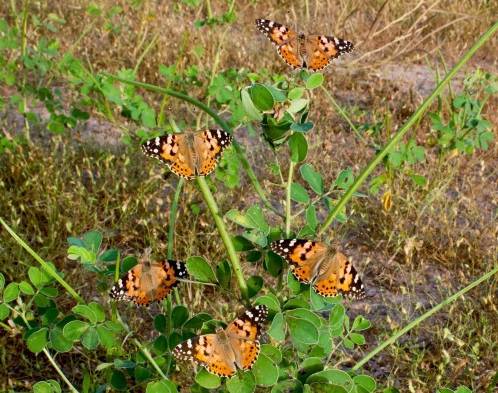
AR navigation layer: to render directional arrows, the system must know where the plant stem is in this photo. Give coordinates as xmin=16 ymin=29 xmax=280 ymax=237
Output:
xmin=132 ymin=338 xmax=168 ymax=380
xmin=100 ymin=73 xmax=280 ymax=217
xmin=133 ymin=32 xmax=159 ymax=75
xmin=167 ymin=178 xmax=184 ymax=260
xmin=285 ymin=161 xmax=296 ymax=237
xmin=0 ymin=218 xmax=85 ymax=304
xmin=205 ymin=0 xmax=213 ymax=19
xmin=43 ymin=348 xmax=80 ymax=393
xmin=352 ymin=264 xmax=498 ymax=371
xmin=318 ymin=19 xmax=498 ymax=236
xmin=320 ymin=85 xmax=365 ymax=144
xmin=168 ymin=178 xmax=184 ymax=305
xmin=196 ymin=177 xmax=249 ymax=300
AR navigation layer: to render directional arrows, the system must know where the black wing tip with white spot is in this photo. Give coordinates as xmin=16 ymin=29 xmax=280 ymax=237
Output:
xmin=141 ymin=136 xmax=165 ymax=158
xmin=167 ymin=259 xmax=189 ymax=279
xmin=109 ymin=277 xmax=128 ymax=301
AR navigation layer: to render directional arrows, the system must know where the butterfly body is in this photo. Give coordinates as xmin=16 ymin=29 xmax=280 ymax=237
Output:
xmin=270 ymin=239 xmax=365 ymax=299
xmin=173 ymin=305 xmax=268 ymax=377
xmin=141 ymin=129 xmax=232 ymax=179
xmin=256 ymin=18 xmax=354 ymax=71
xmin=110 ymin=260 xmax=188 ymax=306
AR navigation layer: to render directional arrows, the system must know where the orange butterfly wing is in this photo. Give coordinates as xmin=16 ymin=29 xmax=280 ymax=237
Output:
xmin=173 ymin=334 xmax=237 ymax=377
xmin=306 ymin=35 xmax=354 ymax=71
xmin=193 ymin=129 xmax=232 ymax=176
xmin=256 ymin=19 xmax=302 ymax=69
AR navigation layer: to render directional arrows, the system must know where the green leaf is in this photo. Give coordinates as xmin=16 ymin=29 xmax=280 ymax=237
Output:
xmin=250 ymin=84 xmax=274 ymax=111
xmin=154 ymin=314 xmax=166 ymax=333
xmin=67 ymin=245 xmax=96 ymax=265
xmin=3 ymin=282 xmax=19 ymax=302
xmin=291 ymin=182 xmax=310 ymax=204
xmin=255 ymin=294 xmax=281 ymax=313
xmin=49 ymin=327 xmax=73 ymax=353
xmin=27 ymin=328 xmax=48 ymax=353
xmin=0 ymin=304 xmax=10 ymax=320
xmin=286 ymin=316 xmax=318 ymax=345
xmin=72 ymin=305 xmax=97 ymax=324
xmin=145 ymin=380 xmax=177 ymax=393
xmin=306 ymin=369 xmax=353 ymax=389
xmin=290 ymin=121 xmax=314 ymax=133
xmin=261 ymin=344 xmax=282 ymax=364
xmin=286 ymin=308 xmax=322 ymax=328
xmin=271 ymin=380 xmax=303 ymax=393
xmin=186 ymin=256 xmax=217 ymax=283
xmin=306 ymin=73 xmax=324 ymax=89
xmin=81 ymin=326 xmax=99 ymax=350
xmin=306 ymin=205 xmax=318 ymax=232
xmin=352 ymin=315 xmax=371 ymax=331
xmin=288 ymin=87 xmax=305 ymax=100
xmin=226 ymin=209 xmax=257 ymax=229
xmin=287 ymin=270 xmax=303 ymax=295
xmin=83 ymin=230 xmax=103 ymax=253
xmin=33 ymin=380 xmax=61 ymax=393
xmin=266 ymin=85 xmax=287 ymax=102
xmin=0 ymin=272 xmax=5 ymax=291
xmin=216 ymin=260 xmax=232 ymax=289
xmin=287 ymin=98 xmax=309 ymax=114
xmin=232 ymin=236 xmax=255 ymax=251
xmin=334 ymin=168 xmax=354 ymax=190
xmin=252 ymin=353 xmax=278 ymax=386
xmin=63 ymin=320 xmax=89 ymax=341
xmin=226 ymin=371 xmax=256 ymax=393
xmin=195 ymin=368 xmax=221 ymax=389
xmin=410 ymin=174 xmax=427 ymax=187
xmin=182 ymin=313 xmax=213 ymax=330
xmin=247 ymin=206 xmax=270 ymax=234
xmin=88 ymin=302 xmax=105 ymax=323
xmin=19 ymin=281 xmax=35 ymax=295
xmin=268 ymin=312 xmax=285 ymax=341
xmin=172 ymin=305 xmax=189 ymax=328
xmin=152 ymin=335 xmax=168 ymax=355
xmin=353 ymin=375 xmax=376 ymax=392
xmin=300 ymin=163 xmax=324 ymax=194
xmin=349 ymin=332 xmax=366 ymax=345
xmin=110 ymin=370 xmax=127 ymax=391
xmin=289 ymin=133 xmax=308 ymax=163
xmin=247 ymin=276 xmax=263 ymax=298
xmin=96 ymin=325 xmax=118 ymax=350
xmin=241 ymin=88 xmax=263 ymax=121
xmin=264 ymin=251 xmax=283 ymax=277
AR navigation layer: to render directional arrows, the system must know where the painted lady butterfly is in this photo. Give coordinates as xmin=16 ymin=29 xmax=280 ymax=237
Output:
xmin=141 ymin=129 xmax=232 ymax=179
xmin=110 ymin=260 xmax=188 ymax=306
xmin=255 ymin=18 xmax=354 ymax=72
xmin=173 ymin=305 xmax=268 ymax=377
xmin=270 ymin=239 xmax=365 ymax=299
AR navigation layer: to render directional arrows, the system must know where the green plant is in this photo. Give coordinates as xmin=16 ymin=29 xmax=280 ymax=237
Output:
xmin=1 ymin=3 xmax=498 ymax=391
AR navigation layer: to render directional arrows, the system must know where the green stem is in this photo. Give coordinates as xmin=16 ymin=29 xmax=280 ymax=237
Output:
xmin=285 ymin=161 xmax=296 ymax=237
xmin=43 ymin=348 xmax=80 ymax=393
xmin=205 ymin=0 xmax=213 ymax=19
xmin=352 ymin=264 xmax=498 ymax=371
xmin=133 ymin=338 xmax=168 ymax=380
xmin=320 ymin=85 xmax=365 ymax=144
xmin=0 ymin=218 xmax=85 ymax=304
xmin=196 ymin=177 xmax=249 ymax=300
xmin=168 ymin=178 xmax=184 ymax=305
xmin=100 ymin=73 xmax=280 ymax=217
xmin=21 ymin=0 xmax=31 ymax=143
xmin=318 ymin=19 xmax=498 ymax=236
xmin=167 ymin=178 xmax=185 ymax=260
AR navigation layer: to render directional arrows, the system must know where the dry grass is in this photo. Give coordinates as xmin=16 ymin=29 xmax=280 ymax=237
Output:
xmin=1 ymin=0 xmax=498 ymax=391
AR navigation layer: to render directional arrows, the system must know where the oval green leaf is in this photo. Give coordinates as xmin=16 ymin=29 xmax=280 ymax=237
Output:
xmin=289 ymin=133 xmax=308 ymax=163
xmin=27 ymin=328 xmax=48 ymax=353
xmin=63 ymin=320 xmax=89 ymax=341
xmin=226 ymin=371 xmax=256 ymax=393
xmin=3 ymin=282 xmax=19 ymax=303
xmin=291 ymin=182 xmax=310 ymax=204
xmin=249 ymin=84 xmax=274 ymax=112
xmin=306 ymin=73 xmax=324 ymax=89
xmin=195 ymin=368 xmax=221 ymax=389
xmin=186 ymin=256 xmax=217 ymax=283
xmin=252 ymin=353 xmax=278 ymax=386
xmin=286 ymin=316 xmax=318 ymax=345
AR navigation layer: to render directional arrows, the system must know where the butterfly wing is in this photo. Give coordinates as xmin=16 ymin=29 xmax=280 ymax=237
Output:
xmin=305 ymin=35 xmax=354 ymax=71
xmin=173 ymin=334 xmax=237 ymax=377
xmin=149 ymin=260 xmax=188 ymax=303
xmin=256 ymin=19 xmax=301 ymax=69
xmin=270 ymin=239 xmax=327 ymax=284
xmin=193 ymin=129 xmax=232 ymax=176
xmin=142 ymin=134 xmax=196 ymax=179
xmin=110 ymin=260 xmax=188 ymax=306
xmin=313 ymin=251 xmax=365 ymax=299
xmin=226 ymin=305 xmax=268 ymax=370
